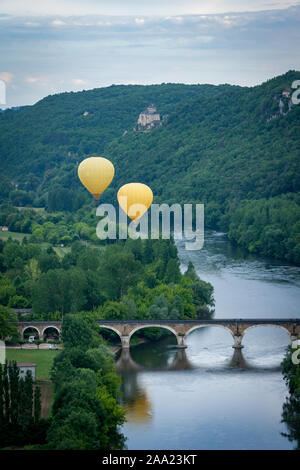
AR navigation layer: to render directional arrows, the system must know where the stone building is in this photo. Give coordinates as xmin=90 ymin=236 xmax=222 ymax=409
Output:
xmin=136 ymin=104 xmax=161 ymax=130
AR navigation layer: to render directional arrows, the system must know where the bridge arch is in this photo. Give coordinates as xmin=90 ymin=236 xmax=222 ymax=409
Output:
xmin=242 ymin=324 xmax=291 ymax=340
xmin=41 ymin=326 xmax=61 ymax=338
xmin=22 ymin=326 xmax=41 ymax=340
xmin=185 ymin=324 xmax=234 ymax=338
xmin=97 ymin=324 xmax=122 ymax=340
xmin=129 ymin=324 xmax=178 ymax=342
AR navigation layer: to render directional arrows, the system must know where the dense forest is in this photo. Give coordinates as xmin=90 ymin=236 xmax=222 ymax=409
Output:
xmin=0 ymin=70 xmax=299 ymax=263
xmin=0 ymin=233 xmax=214 ymax=329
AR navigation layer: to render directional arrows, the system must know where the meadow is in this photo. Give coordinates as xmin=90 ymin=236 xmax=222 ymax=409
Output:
xmin=5 ymin=349 xmax=60 ymax=380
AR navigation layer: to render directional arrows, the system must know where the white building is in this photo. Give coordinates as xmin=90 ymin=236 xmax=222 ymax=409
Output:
xmin=17 ymin=362 xmax=36 ymax=381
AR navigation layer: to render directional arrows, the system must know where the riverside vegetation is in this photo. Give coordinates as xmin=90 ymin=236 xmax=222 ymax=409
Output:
xmin=281 ymin=345 xmax=300 ymax=449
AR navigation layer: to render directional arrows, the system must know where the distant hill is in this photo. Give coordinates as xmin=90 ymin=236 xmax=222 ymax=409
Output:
xmin=0 ymin=71 xmax=299 ymax=263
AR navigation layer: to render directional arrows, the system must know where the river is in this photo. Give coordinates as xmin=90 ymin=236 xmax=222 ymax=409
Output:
xmin=118 ymin=231 xmax=300 ymax=450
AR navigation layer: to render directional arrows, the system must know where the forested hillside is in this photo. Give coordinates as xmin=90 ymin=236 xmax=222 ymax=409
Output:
xmin=0 ymin=71 xmax=299 ymax=263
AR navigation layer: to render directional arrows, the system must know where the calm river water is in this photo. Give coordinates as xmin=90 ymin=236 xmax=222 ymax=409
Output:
xmin=118 ymin=231 xmax=300 ymax=450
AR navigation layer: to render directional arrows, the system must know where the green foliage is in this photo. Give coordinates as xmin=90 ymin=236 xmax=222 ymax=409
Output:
xmin=61 ymin=314 xmax=95 ymax=350
xmin=0 ymin=361 xmax=47 ymax=448
xmin=281 ymin=344 xmax=300 ymax=449
xmin=228 ymin=194 xmax=300 ymax=262
xmin=32 ymin=268 xmax=87 ymax=315
xmin=99 ymin=245 xmax=142 ymax=300
xmin=0 ymin=305 xmax=18 ymax=340
xmin=48 ymin=316 xmax=125 ymax=450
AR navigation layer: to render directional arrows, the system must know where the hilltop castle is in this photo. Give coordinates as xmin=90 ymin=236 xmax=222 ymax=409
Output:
xmin=136 ymin=104 xmax=161 ymax=131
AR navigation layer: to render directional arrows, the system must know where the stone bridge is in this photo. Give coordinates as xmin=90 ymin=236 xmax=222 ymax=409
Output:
xmin=18 ymin=321 xmax=62 ymax=341
xmin=19 ymin=319 xmax=300 ymax=349
xmin=96 ymin=319 xmax=300 ymax=349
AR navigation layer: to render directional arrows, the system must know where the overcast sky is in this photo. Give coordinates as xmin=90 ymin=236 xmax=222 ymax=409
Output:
xmin=1 ymin=0 xmax=300 ymax=107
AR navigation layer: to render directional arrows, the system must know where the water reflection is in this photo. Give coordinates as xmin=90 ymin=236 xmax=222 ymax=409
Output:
xmin=116 ymin=345 xmax=194 ymax=372
xmin=120 ymin=371 xmax=153 ymax=424
xmin=228 ymin=348 xmax=250 ymax=369
xmin=117 ymin=339 xmax=283 ymax=375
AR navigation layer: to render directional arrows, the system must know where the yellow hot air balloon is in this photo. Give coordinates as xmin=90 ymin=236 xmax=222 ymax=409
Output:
xmin=78 ymin=157 xmax=114 ymax=202
xmin=117 ymin=183 xmax=153 ymax=223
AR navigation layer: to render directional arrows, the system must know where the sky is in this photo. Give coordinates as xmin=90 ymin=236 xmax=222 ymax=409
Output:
xmin=0 ymin=0 xmax=300 ymax=107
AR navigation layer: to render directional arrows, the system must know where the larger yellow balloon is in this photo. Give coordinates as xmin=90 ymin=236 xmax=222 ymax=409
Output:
xmin=117 ymin=183 xmax=153 ymax=223
xmin=78 ymin=157 xmax=114 ymax=202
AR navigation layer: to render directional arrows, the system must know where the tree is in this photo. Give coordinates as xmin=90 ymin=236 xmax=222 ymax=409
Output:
xmin=61 ymin=315 xmax=93 ymax=350
xmin=0 ymin=361 xmax=48 ymax=448
xmin=0 ymin=305 xmax=18 ymax=340
xmin=9 ymin=361 xmax=20 ymax=426
xmin=164 ymin=258 xmax=181 ymax=284
xmin=184 ymin=261 xmax=198 ymax=280
xmin=147 ymin=295 xmax=170 ymax=320
xmin=99 ymin=246 xmax=142 ymax=300
xmin=47 ymin=408 xmax=99 ymax=450
xmin=143 ymin=239 xmax=154 ymax=264
xmin=34 ymin=386 xmax=42 ymax=423
xmin=21 ymin=370 xmax=34 ymax=430
xmin=32 ymin=268 xmax=87 ymax=315
xmin=48 ymin=319 xmax=125 ymax=450
xmin=0 ymin=277 xmax=16 ymax=305
xmin=102 ymin=301 xmax=129 ymax=320
xmin=0 ymin=364 xmax=3 ymax=427
xmin=25 ymin=258 xmax=41 ymax=282
xmin=3 ymin=362 xmax=9 ymax=424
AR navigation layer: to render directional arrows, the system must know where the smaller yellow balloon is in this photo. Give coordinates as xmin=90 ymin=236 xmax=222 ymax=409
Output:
xmin=78 ymin=157 xmax=114 ymax=202
xmin=117 ymin=183 xmax=153 ymax=223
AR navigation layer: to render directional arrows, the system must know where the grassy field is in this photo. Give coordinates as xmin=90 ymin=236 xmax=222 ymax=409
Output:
xmin=53 ymin=246 xmax=71 ymax=257
xmin=0 ymin=231 xmax=29 ymax=241
xmin=0 ymin=231 xmax=102 ymax=257
xmin=5 ymin=349 xmax=60 ymax=380
xmin=15 ymin=206 xmax=46 ymax=214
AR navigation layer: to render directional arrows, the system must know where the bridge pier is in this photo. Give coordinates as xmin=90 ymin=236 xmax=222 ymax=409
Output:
xmin=177 ymin=334 xmax=187 ymax=349
xmin=232 ymin=334 xmax=244 ymax=349
xmin=121 ymin=335 xmax=130 ymax=349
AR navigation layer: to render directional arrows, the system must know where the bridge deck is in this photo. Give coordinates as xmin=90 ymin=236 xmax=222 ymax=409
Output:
xmin=96 ymin=319 xmax=300 ymax=325
xmin=18 ymin=318 xmax=300 ymax=325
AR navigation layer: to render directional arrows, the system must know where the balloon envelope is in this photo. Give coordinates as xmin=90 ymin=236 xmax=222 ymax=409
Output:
xmin=117 ymin=183 xmax=153 ymax=222
xmin=78 ymin=157 xmax=114 ymax=201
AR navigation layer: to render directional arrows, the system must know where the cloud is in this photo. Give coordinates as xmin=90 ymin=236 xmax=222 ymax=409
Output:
xmin=0 ymin=72 xmax=14 ymax=83
xmin=1 ymin=0 xmax=300 ymax=16
xmin=25 ymin=21 xmax=40 ymax=27
xmin=165 ymin=16 xmax=184 ymax=23
xmin=135 ymin=18 xmax=145 ymax=25
xmin=26 ymin=77 xmax=39 ymax=83
xmin=71 ymin=78 xmax=86 ymax=85
xmin=51 ymin=19 xmax=67 ymax=26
